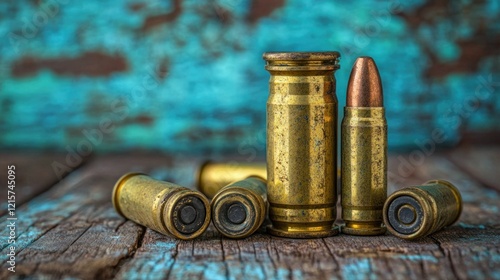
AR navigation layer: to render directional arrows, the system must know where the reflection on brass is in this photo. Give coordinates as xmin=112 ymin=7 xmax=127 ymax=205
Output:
xmin=197 ymin=161 xmax=266 ymax=199
xmin=383 ymin=180 xmax=462 ymax=240
xmin=341 ymin=57 xmax=387 ymax=236
xmin=264 ymin=52 xmax=340 ymax=238
xmin=211 ymin=176 xmax=267 ymax=239
xmin=112 ymin=173 xmax=211 ymax=240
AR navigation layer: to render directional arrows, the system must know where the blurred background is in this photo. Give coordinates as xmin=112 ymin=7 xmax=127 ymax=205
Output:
xmin=1 ymin=0 xmax=499 ymax=158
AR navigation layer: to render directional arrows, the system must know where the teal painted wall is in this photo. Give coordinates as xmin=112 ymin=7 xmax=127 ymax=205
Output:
xmin=1 ymin=0 xmax=499 ymax=156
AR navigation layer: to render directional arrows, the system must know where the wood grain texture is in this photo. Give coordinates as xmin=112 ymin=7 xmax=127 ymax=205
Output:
xmin=1 ymin=149 xmax=499 ymax=279
xmin=0 ymin=174 xmax=143 ymax=279
xmin=0 ymin=153 xmax=177 ymax=279
xmin=0 ymin=152 xmax=85 ymax=216
xmin=447 ymin=144 xmax=500 ymax=192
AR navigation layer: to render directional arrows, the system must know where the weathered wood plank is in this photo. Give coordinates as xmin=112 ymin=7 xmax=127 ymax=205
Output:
xmin=72 ymin=152 xmax=247 ymax=189
xmin=0 ymin=152 xmax=84 ymax=216
xmin=388 ymin=153 xmax=500 ymax=228
xmin=114 ymin=152 xmax=500 ymax=280
xmin=0 ymin=175 xmax=144 ymax=279
xmin=447 ymin=145 xmax=500 ymax=192
xmin=2 ymin=151 xmax=499 ymax=279
xmin=386 ymin=152 xmax=500 ymax=279
xmin=115 ymin=225 xmax=500 ymax=280
xmin=0 ymin=153 xmax=189 ymax=279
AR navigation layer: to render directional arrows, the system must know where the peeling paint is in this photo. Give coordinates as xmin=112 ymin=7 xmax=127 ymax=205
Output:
xmin=0 ymin=0 xmax=499 ymax=153
xmin=342 ymin=258 xmax=371 ymax=280
xmin=11 ymin=52 xmax=128 ymax=77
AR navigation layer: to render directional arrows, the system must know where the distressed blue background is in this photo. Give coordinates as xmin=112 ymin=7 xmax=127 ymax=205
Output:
xmin=1 ymin=0 xmax=499 ymax=156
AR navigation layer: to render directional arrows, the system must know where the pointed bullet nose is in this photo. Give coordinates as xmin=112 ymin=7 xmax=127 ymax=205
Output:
xmin=346 ymin=56 xmax=383 ymax=107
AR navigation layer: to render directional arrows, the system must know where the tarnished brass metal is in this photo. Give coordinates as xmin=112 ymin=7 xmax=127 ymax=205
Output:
xmin=211 ymin=176 xmax=267 ymax=239
xmin=197 ymin=161 xmax=266 ymax=199
xmin=112 ymin=173 xmax=211 ymax=240
xmin=264 ymin=51 xmax=340 ymax=238
xmin=341 ymin=57 xmax=387 ymax=236
xmin=383 ymin=180 xmax=462 ymax=240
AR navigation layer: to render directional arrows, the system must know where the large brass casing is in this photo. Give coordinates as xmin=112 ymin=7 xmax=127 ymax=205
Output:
xmin=264 ymin=52 xmax=340 ymax=238
xmin=197 ymin=162 xmax=266 ymax=199
xmin=112 ymin=173 xmax=211 ymax=240
xmin=383 ymin=180 xmax=462 ymax=240
xmin=211 ymin=176 xmax=267 ymax=239
xmin=341 ymin=107 xmax=387 ymax=235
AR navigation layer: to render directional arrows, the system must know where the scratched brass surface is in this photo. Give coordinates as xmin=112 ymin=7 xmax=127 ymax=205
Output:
xmin=112 ymin=173 xmax=211 ymax=240
xmin=264 ymin=52 xmax=340 ymax=238
xmin=211 ymin=176 xmax=267 ymax=239
xmin=383 ymin=180 xmax=462 ymax=240
xmin=197 ymin=162 xmax=266 ymax=199
xmin=341 ymin=107 xmax=387 ymax=235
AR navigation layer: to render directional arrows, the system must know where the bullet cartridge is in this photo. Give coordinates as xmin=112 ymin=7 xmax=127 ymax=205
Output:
xmin=383 ymin=180 xmax=462 ymax=240
xmin=197 ymin=161 xmax=266 ymax=199
xmin=341 ymin=57 xmax=387 ymax=236
xmin=211 ymin=176 xmax=267 ymax=238
xmin=112 ymin=173 xmax=211 ymax=240
xmin=264 ymin=52 xmax=340 ymax=238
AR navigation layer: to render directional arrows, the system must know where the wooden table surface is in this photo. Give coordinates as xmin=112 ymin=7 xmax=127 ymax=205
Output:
xmin=1 ymin=145 xmax=499 ymax=279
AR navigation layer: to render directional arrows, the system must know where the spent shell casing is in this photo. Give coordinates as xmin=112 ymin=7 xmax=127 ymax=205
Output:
xmin=211 ymin=176 xmax=267 ymax=239
xmin=264 ymin=52 xmax=340 ymax=238
xmin=112 ymin=173 xmax=211 ymax=240
xmin=383 ymin=180 xmax=462 ymax=240
xmin=197 ymin=161 xmax=266 ymax=199
xmin=341 ymin=56 xmax=387 ymax=236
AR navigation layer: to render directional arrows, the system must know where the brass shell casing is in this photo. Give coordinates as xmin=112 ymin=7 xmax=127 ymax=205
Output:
xmin=197 ymin=162 xmax=266 ymax=199
xmin=264 ymin=52 xmax=340 ymax=238
xmin=341 ymin=107 xmax=387 ymax=235
xmin=211 ymin=176 xmax=267 ymax=239
xmin=112 ymin=173 xmax=211 ymax=240
xmin=383 ymin=180 xmax=462 ymax=240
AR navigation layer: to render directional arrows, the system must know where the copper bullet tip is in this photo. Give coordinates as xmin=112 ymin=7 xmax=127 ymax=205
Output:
xmin=346 ymin=56 xmax=383 ymax=107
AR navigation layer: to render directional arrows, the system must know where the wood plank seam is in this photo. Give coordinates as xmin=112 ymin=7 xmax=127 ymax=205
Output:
xmin=446 ymin=152 xmax=499 ymax=192
xmin=164 ymin=242 xmax=179 ymax=280
xmin=13 ymin=159 xmax=90 ymax=213
xmin=0 ymin=154 xmax=89 ymax=216
xmin=220 ymin=237 xmax=230 ymax=280
xmin=57 ymin=223 xmax=93 ymax=256
xmin=429 ymin=236 xmax=460 ymax=279
xmin=1 ymin=203 xmax=86 ymax=254
xmin=104 ymin=226 xmax=146 ymax=280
